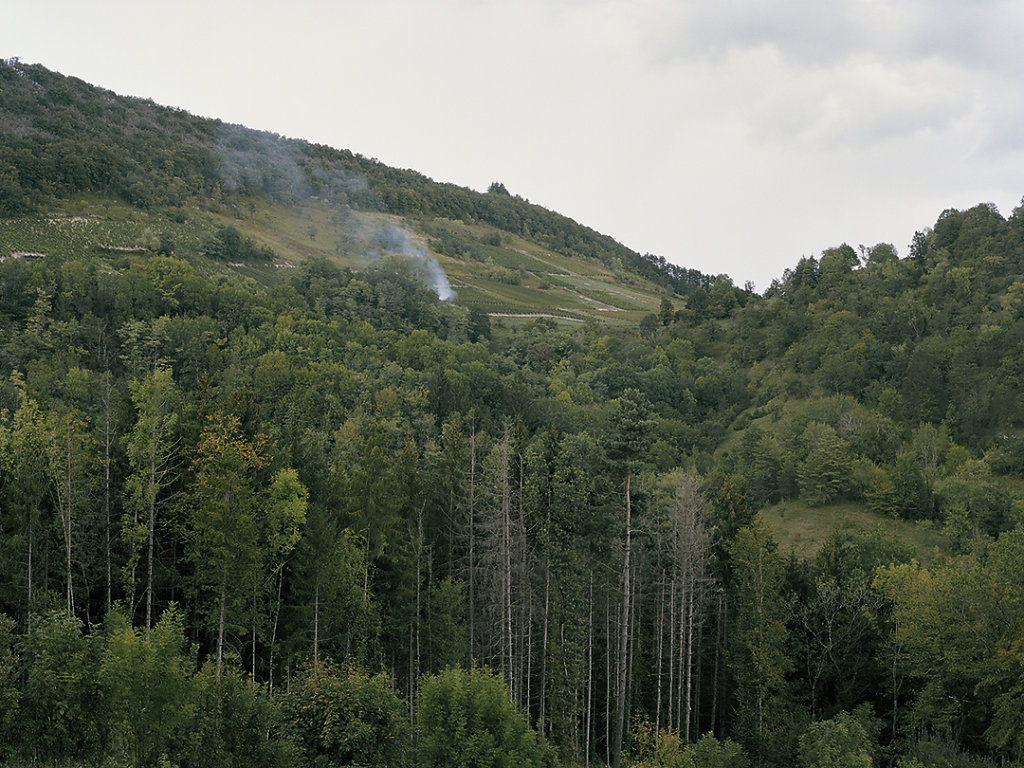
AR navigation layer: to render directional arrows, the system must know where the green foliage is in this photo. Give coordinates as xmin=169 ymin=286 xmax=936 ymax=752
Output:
xmin=934 ymin=460 xmax=1017 ymax=546
xmin=0 ymin=614 xmax=19 ymax=761
xmin=629 ymin=721 xmax=748 ymax=768
xmin=865 ymin=453 xmax=933 ymax=521
xmin=605 ymin=387 xmax=656 ymax=478
xmin=426 ymin=577 xmax=468 ymax=671
xmin=728 ymin=522 xmax=796 ymax=765
xmin=20 ymin=608 xmax=106 ymax=764
xmin=181 ymin=664 xmax=297 ymax=768
xmin=900 ymin=734 xmax=1023 ymax=768
xmin=202 ymin=225 xmax=275 ymax=263
xmin=283 ymin=661 xmax=409 ymax=768
xmin=101 ymin=606 xmax=195 ymax=767
xmin=685 ymin=733 xmax=751 ymax=768
xmin=797 ymin=422 xmax=852 ymax=506
xmin=416 ymin=667 xmax=557 ymax=768
xmin=798 ymin=711 xmax=874 ymax=768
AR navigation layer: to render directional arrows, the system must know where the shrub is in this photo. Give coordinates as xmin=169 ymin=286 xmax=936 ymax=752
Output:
xmin=416 ymin=667 xmax=556 ymax=768
xmin=283 ymin=661 xmax=409 ymax=768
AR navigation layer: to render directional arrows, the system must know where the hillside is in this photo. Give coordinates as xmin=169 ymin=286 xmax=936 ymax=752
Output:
xmin=2 ymin=59 xmax=1024 ymax=768
xmin=0 ymin=57 xmax=715 ymax=326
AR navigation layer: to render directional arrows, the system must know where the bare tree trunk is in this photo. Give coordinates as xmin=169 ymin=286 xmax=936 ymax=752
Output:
xmin=677 ymin=578 xmax=685 ymax=734
xmin=585 ymin=571 xmax=593 ymax=768
xmin=518 ymin=454 xmax=528 ymax=712
xmin=626 ymin=552 xmax=641 ymax=747
xmin=526 ymin=589 xmax=533 ymax=715
xmin=467 ymin=426 xmax=477 ymax=666
xmin=685 ymin=583 xmax=695 ymax=742
xmin=269 ymin=570 xmax=283 ymax=692
xmin=606 ymin=590 xmax=611 ymax=767
xmin=62 ymin=423 xmax=74 ymax=616
xmin=501 ymin=430 xmax=513 ymax=701
xmin=669 ymin=472 xmax=712 ymax=741
xmin=712 ymin=592 xmax=726 ymax=737
xmin=655 ymin=576 xmax=664 ymax=740
xmin=668 ymin=577 xmax=676 ymax=732
xmin=540 ymin=564 xmax=550 ymax=734
xmin=101 ymin=371 xmax=113 ymax=616
xmin=147 ymin=485 xmax=156 ymax=635
xmin=612 ymin=473 xmax=632 ymax=768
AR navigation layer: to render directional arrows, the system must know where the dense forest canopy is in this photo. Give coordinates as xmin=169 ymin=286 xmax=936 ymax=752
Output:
xmin=2 ymin=58 xmax=1024 ymax=768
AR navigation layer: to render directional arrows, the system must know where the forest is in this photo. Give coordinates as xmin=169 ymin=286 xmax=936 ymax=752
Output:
xmin=3 ymin=58 xmax=1024 ymax=768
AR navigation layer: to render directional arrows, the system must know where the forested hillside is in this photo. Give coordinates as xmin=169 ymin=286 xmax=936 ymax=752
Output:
xmin=2 ymin=58 xmax=1024 ymax=768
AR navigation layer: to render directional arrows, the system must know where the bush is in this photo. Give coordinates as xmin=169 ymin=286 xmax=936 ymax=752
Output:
xmin=20 ymin=607 xmax=106 ymax=764
xmin=416 ymin=667 xmax=556 ymax=768
xmin=283 ymin=661 xmax=409 ymax=768
xmin=180 ymin=663 xmax=297 ymax=768
xmin=100 ymin=607 xmax=195 ymax=767
xmin=900 ymin=733 xmax=1021 ymax=767
xmin=628 ymin=719 xmax=748 ymax=768
xmin=798 ymin=711 xmax=874 ymax=768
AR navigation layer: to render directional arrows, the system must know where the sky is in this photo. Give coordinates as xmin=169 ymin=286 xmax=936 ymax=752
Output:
xmin=5 ymin=0 xmax=1024 ymax=291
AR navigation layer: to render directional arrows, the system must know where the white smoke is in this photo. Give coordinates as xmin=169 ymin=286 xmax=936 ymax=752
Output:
xmin=378 ymin=225 xmax=456 ymax=302
xmin=421 ymin=255 xmax=457 ymax=301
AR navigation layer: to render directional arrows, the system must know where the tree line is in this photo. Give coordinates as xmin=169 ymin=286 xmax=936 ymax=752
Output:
xmin=1 ymin=231 xmax=1024 ymax=767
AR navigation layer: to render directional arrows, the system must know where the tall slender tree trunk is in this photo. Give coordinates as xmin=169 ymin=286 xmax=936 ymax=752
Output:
xmin=685 ymin=583 xmax=695 ymax=742
xmin=363 ymin=536 xmax=371 ymax=603
xmin=677 ymin=579 xmax=685 ymax=734
xmin=526 ymin=591 xmax=533 ymax=715
xmin=626 ymin=554 xmax=640 ymax=744
xmin=519 ymin=459 xmax=529 ymax=714
xmin=128 ymin=507 xmax=139 ymax=620
xmin=655 ymin=576 xmax=664 ymax=739
xmin=612 ymin=472 xmax=632 ymax=768
xmin=217 ymin=582 xmax=227 ymax=681
xmin=585 ymin=571 xmax=593 ymax=768
xmin=102 ymin=372 xmax=113 ymax=616
xmin=500 ymin=430 xmax=513 ymax=701
xmin=412 ymin=506 xmax=423 ymax=728
xmin=539 ymin=564 xmax=550 ymax=734
xmin=269 ymin=570 xmax=283 ymax=692
xmin=668 ymin=577 xmax=676 ymax=732
xmin=147 ymin=487 xmax=156 ymax=635
xmin=468 ymin=426 xmax=477 ymax=666
xmin=252 ymin=586 xmax=258 ymax=681
xmin=711 ymin=592 xmax=725 ymax=736
xmin=62 ymin=424 xmax=74 ymax=616
xmin=605 ymin=591 xmax=611 ymax=767
xmin=26 ymin=530 xmax=33 ymax=630
xmin=313 ymin=580 xmax=320 ymax=667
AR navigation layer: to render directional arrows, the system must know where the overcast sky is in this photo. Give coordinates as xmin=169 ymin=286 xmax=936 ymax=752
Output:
xmin=5 ymin=0 xmax=1024 ymax=291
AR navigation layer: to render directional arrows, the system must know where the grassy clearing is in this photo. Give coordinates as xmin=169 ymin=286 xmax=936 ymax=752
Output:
xmin=760 ymin=500 xmax=952 ymax=566
xmin=2 ymin=196 xmax=676 ymax=328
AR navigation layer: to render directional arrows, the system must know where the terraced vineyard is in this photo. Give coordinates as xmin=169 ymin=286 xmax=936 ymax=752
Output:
xmin=1 ymin=197 xmax=680 ymax=327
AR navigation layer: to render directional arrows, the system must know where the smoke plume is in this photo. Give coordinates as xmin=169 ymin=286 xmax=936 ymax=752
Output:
xmin=378 ymin=225 xmax=456 ymax=302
